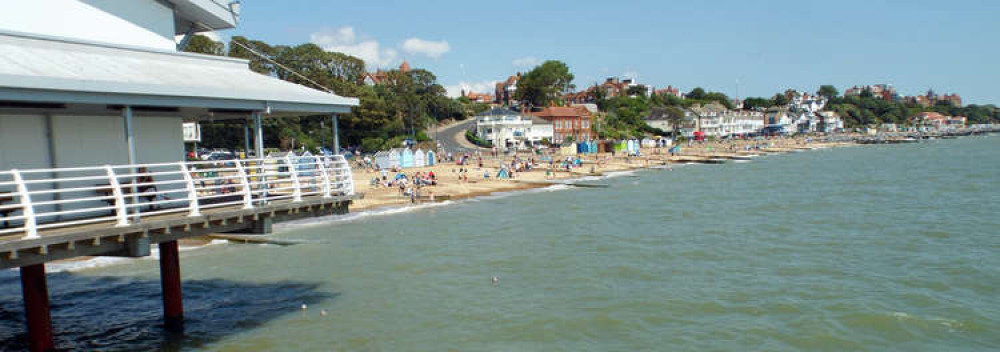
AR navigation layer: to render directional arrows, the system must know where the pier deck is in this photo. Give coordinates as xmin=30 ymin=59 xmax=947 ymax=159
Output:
xmin=0 ymin=194 xmax=354 ymax=270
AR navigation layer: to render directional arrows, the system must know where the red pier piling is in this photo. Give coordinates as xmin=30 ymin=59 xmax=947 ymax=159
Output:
xmin=158 ymin=241 xmax=184 ymax=332
xmin=20 ymin=263 xmax=54 ymax=352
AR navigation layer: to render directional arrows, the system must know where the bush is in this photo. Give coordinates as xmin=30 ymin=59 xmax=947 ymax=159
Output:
xmin=361 ymin=137 xmax=384 ymax=153
xmin=415 ymin=130 xmax=431 ymax=142
xmin=465 ymin=130 xmax=492 ymax=147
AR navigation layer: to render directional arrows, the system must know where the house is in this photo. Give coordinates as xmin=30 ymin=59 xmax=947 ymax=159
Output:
xmin=817 ymin=111 xmax=844 ymax=132
xmin=361 ymin=61 xmax=411 ymax=86
xmin=904 ymin=89 xmax=963 ymax=107
xmin=845 ymin=84 xmax=898 ymax=101
xmin=531 ymin=106 xmax=596 ymax=143
xmin=494 ymin=73 xmax=521 ymax=106
xmin=668 ymin=103 xmax=764 ymax=138
xmin=475 ymin=107 xmax=553 ymax=150
xmin=912 ymin=112 xmax=967 ymax=128
xmin=653 ymin=86 xmax=682 ymax=98
xmin=598 ymin=77 xmax=651 ymax=98
xmin=461 ymin=90 xmax=494 ymax=104
xmin=763 ymin=107 xmax=795 ymax=134
xmin=644 ymin=107 xmax=678 ymax=134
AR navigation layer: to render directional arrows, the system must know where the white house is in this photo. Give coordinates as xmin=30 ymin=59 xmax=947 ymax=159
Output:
xmin=0 ymin=0 xmax=359 ymax=173
xmin=475 ymin=108 xmax=553 ymax=149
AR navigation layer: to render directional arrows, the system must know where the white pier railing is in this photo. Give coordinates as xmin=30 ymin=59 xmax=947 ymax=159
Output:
xmin=0 ymin=155 xmax=354 ymax=239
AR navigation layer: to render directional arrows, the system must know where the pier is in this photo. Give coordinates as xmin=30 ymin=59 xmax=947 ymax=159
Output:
xmin=0 ymin=156 xmax=356 ymax=350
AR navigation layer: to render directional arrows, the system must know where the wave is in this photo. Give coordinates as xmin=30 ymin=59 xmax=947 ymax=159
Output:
xmin=273 ymin=200 xmax=459 ymax=231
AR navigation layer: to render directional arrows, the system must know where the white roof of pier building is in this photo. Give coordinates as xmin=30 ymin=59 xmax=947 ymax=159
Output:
xmin=0 ymin=30 xmax=359 ymax=119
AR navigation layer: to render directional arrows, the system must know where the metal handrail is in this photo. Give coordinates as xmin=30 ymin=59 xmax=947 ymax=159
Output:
xmin=0 ymin=155 xmax=353 ymax=239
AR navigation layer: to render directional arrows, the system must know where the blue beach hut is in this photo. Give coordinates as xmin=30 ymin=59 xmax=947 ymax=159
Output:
xmin=400 ymin=148 xmax=414 ymax=168
xmin=426 ymin=150 xmax=436 ymax=166
xmin=587 ymin=141 xmax=597 ymax=154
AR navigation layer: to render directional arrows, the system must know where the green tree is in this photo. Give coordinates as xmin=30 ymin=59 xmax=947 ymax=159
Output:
xmin=183 ymin=34 xmax=225 ymax=56
xmin=664 ymin=106 xmax=686 ymax=139
xmin=817 ymin=85 xmax=839 ymax=99
xmin=514 ymin=60 xmax=575 ymax=107
xmin=626 ymin=85 xmax=649 ymax=97
xmin=686 ymin=87 xmax=707 ymax=100
xmin=772 ymin=93 xmax=789 ymax=106
xmin=743 ymin=97 xmax=773 ymax=110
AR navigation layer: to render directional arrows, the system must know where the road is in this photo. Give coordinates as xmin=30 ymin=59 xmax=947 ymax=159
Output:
xmin=432 ymin=118 xmax=487 ymax=154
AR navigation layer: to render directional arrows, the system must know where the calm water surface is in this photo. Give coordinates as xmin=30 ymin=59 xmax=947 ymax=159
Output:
xmin=1 ymin=136 xmax=999 ymax=351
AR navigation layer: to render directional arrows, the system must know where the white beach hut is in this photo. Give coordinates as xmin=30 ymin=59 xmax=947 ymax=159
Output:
xmin=413 ymin=149 xmax=426 ymax=168
xmin=387 ymin=149 xmax=402 ymax=169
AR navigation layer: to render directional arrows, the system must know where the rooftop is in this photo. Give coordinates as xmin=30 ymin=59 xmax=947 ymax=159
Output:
xmin=0 ymin=30 xmax=358 ymax=119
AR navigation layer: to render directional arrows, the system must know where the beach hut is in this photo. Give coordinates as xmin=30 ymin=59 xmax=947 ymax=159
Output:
xmin=587 ymin=141 xmax=597 ymax=154
xmin=616 ymin=141 xmax=627 ymax=153
xmin=373 ymin=151 xmax=389 ymax=169
xmin=560 ymin=144 xmax=576 ymax=156
xmin=387 ymin=149 xmax=402 ymax=169
xmin=641 ymin=138 xmax=656 ymax=149
xmin=400 ymin=148 xmax=414 ymax=168
xmin=576 ymin=142 xmax=586 ymax=154
xmin=426 ymin=150 xmax=436 ymax=166
xmin=414 ymin=149 xmax=426 ymax=168
xmin=295 ymin=150 xmax=317 ymax=176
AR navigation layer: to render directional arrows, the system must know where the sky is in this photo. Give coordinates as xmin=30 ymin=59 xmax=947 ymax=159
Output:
xmin=219 ymin=0 xmax=1000 ymax=104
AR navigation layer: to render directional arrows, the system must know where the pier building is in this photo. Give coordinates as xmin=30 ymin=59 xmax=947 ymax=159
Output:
xmin=0 ymin=1 xmax=359 ymax=350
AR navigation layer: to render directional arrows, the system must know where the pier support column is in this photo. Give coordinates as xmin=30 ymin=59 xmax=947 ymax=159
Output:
xmin=250 ymin=217 xmax=272 ymax=234
xmin=158 ymin=241 xmax=184 ymax=332
xmin=20 ymin=264 xmax=54 ymax=352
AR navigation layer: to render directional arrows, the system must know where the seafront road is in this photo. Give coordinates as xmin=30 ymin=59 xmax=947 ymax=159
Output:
xmin=433 ymin=118 xmax=487 ymax=153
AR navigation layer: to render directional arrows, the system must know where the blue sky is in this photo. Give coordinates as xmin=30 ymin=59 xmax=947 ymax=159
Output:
xmin=223 ymin=0 xmax=1000 ymax=104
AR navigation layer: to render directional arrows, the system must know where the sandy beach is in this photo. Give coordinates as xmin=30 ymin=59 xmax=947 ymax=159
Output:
xmin=349 ymin=135 xmax=852 ymax=212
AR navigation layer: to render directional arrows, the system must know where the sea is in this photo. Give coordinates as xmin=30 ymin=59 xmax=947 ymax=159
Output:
xmin=1 ymin=135 xmax=998 ymax=351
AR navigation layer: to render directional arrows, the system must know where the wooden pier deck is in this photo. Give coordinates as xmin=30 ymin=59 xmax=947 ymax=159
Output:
xmin=0 ymin=194 xmax=355 ymax=270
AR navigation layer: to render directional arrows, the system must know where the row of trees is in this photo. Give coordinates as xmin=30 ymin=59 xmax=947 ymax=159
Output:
xmin=184 ymin=35 xmax=485 ymax=152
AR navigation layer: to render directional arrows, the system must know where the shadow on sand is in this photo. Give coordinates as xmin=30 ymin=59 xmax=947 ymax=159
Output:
xmin=0 ymin=272 xmax=335 ymax=351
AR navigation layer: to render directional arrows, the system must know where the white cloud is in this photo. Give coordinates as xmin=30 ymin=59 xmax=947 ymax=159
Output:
xmin=445 ymin=80 xmax=499 ymax=98
xmin=401 ymin=38 xmax=451 ymax=59
xmin=310 ymin=27 xmax=399 ymax=68
xmin=512 ymin=56 xmax=541 ymax=68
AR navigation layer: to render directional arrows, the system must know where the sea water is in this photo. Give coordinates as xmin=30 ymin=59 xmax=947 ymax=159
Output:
xmin=1 ymin=136 xmax=998 ymax=351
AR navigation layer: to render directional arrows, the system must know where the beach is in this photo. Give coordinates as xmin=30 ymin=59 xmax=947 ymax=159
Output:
xmin=350 ymin=135 xmax=853 ymax=212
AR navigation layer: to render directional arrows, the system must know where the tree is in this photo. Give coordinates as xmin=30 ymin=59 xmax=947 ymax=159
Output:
xmin=772 ymin=93 xmax=789 ymax=106
xmin=514 ymin=60 xmax=575 ymax=107
xmin=183 ymin=34 xmax=225 ymax=56
xmin=686 ymin=87 xmax=707 ymax=100
xmin=817 ymin=85 xmax=839 ymax=99
xmin=743 ymin=97 xmax=773 ymax=110
xmin=664 ymin=106 xmax=686 ymax=139
xmin=626 ymin=85 xmax=648 ymax=97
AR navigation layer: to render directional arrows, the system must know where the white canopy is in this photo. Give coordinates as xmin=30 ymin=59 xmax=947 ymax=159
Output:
xmin=0 ymin=30 xmax=358 ymax=118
